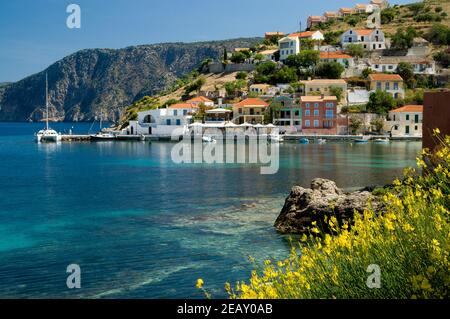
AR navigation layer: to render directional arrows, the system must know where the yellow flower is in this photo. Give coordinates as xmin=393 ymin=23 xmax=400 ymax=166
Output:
xmin=196 ymin=278 xmax=204 ymax=289
xmin=420 ymin=278 xmax=432 ymax=291
xmin=433 ymin=128 xmax=441 ymax=136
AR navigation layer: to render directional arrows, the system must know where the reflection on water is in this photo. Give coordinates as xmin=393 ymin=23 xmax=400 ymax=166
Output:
xmin=0 ymin=123 xmax=422 ymax=298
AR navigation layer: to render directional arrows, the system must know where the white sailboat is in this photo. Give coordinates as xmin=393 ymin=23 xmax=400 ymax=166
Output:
xmin=35 ymin=73 xmax=61 ymax=143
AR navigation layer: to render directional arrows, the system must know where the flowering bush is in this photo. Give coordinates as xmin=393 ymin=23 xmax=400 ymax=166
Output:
xmin=226 ymin=131 xmax=450 ymax=299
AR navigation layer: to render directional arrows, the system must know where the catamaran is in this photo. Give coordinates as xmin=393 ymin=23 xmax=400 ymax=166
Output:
xmin=35 ymin=73 xmax=61 ymax=143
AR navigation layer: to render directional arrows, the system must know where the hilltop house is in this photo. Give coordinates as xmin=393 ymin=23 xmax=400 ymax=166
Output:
xmin=384 ymin=105 xmax=423 ymax=137
xmin=279 ymin=31 xmax=324 ymax=61
xmin=339 ymin=8 xmax=355 ymax=17
xmin=323 ymin=11 xmax=338 ymax=22
xmin=341 ymin=28 xmax=386 ymax=51
xmin=300 ymin=95 xmax=338 ymax=135
xmin=371 ymin=0 xmax=389 ymax=10
xmin=249 ymin=84 xmax=277 ymax=96
xmin=271 ymin=96 xmax=302 ymax=132
xmin=368 ymin=56 xmax=436 ymax=75
xmin=354 ymin=4 xmax=368 ymax=13
xmin=307 ymin=16 xmax=324 ymax=29
xmin=301 ymin=79 xmax=348 ymax=102
xmin=319 ymin=51 xmax=354 ymax=67
xmin=187 ymin=96 xmax=215 ymax=107
xmin=233 ymin=98 xmax=269 ymax=124
xmin=368 ymin=73 xmax=405 ymax=99
xmin=128 ymin=103 xmax=198 ymax=136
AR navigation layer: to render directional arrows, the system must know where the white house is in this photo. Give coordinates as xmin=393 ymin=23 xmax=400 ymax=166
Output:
xmin=186 ymin=96 xmax=215 ymax=107
xmin=341 ymin=28 xmax=386 ymax=51
xmin=279 ymin=31 xmax=324 ymax=61
xmin=368 ymin=57 xmax=436 ymax=75
xmin=319 ymin=51 xmax=355 ymax=68
xmin=384 ymin=105 xmax=423 ymax=137
xmin=259 ymin=49 xmax=278 ymax=62
xmin=127 ymin=103 xmax=198 ymax=136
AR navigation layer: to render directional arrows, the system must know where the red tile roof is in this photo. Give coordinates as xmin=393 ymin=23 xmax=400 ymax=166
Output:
xmin=391 ymin=105 xmax=423 ymax=113
xmin=169 ymin=103 xmax=197 ymax=109
xmin=289 ymin=31 xmax=318 ymax=38
xmin=234 ymin=98 xmax=269 ymax=108
xmin=354 ymin=29 xmax=375 ymax=36
xmin=369 ymin=73 xmax=404 ymax=81
xmin=320 ymin=51 xmax=353 ymax=59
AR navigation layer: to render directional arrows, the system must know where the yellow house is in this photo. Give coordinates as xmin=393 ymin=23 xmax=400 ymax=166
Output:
xmin=368 ymin=73 xmax=405 ymax=99
xmin=301 ymin=79 xmax=348 ymax=102
xmin=233 ymin=98 xmax=269 ymax=124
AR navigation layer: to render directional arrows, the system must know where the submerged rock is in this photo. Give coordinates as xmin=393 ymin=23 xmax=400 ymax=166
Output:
xmin=274 ymin=178 xmax=384 ymax=234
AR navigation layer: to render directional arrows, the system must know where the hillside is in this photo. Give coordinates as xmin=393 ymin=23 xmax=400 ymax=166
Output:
xmin=0 ymin=38 xmax=261 ymax=122
xmin=313 ymin=0 xmax=450 ymax=38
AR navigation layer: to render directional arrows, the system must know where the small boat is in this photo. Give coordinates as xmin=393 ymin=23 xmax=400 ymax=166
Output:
xmin=353 ymin=138 xmax=369 ymax=144
xmin=317 ymin=138 xmax=326 ymax=145
xmin=202 ymin=136 xmax=217 ymax=143
xmin=35 ymin=73 xmax=61 ymax=143
xmin=90 ymin=110 xmax=115 ymax=141
xmin=90 ymin=132 xmax=116 ymax=141
xmin=269 ymin=134 xmax=284 ymax=143
xmin=299 ymin=138 xmax=310 ymax=144
xmin=374 ymin=138 xmax=390 ymax=144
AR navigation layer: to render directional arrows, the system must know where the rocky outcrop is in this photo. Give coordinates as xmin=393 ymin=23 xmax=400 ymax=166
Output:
xmin=0 ymin=38 xmax=261 ymax=122
xmin=275 ymin=179 xmax=384 ymax=234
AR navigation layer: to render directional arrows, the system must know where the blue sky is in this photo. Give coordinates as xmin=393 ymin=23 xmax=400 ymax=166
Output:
xmin=0 ymin=0 xmax=412 ymax=82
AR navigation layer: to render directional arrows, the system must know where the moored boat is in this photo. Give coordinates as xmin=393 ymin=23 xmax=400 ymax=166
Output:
xmin=35 ymin=73 xmax=61 ymax=143
xmin=374 ymin=138 xmax=390 ymax=143
xmin=299 ymin=138 xmax=310 ymax=144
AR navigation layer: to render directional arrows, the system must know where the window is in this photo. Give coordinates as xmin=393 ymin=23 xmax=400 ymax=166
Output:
xmin=385 ymin=82 xmax=390 ymax=90
xmin=239 ymin=108 xmax=243 ymax=114
xmin=305 ymin=120 xmax=311 ymax=127
xmin=326 ymin=102 xmax=334 ymax=108
xmin=415 ymin=125 xmax=418 ymax=131
xmin=379 ymin=44 xmax=382 ymax=48
xmin=314 ymin=103 xmax=319 ymax=108
xmin=176 ymin=119 xmax=181 ymax=125
xmin=173 ymin=110 xmax=178 ymax=116
xmin=415 ymin=114 xmax=419 ymax=123
xmin=183 ymin=110 xmax=187 ymax=116
xmin=388 ymin=65 xmax=393 ymax=70
xmin=314 ymin=110 xmax=319 ymax=117
xmin=166 ymin=119 xmax=171 ymax=125
xmin=305 ymin=110 xmax=311 ymax=116
xmin=394 ymin=82 xmax=399 ymax=90
xmin=361 ymin=36 xmax=365 ymax=41
xmin=305 ymin=103 xmax=310 ymax=108
xmin=406 ymin=114 xmax=410 ymax=121
xmin=376 ymin=82 xmax=382 ymax=90
xmin=314 ymin=120 xmax=319 ymax=127
xmin=326 ymin=110 xmax=334 ymax=118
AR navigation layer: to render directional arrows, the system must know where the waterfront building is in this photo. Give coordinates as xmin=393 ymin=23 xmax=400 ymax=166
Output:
xmin=384 ymin=105 xmax=423 ymax=137
xmin=233 ymin=98 xmax=269 ymax=124
xmin=368 ymin=73 xmax=405 ymax=99
xmin=271 ymin=96 xmax=302 ymax=132
xmin=128 ymin=103 xmax=197 ymax=136
xmin=341 ymin=29 xmax=386 ymax=51
xmin=300 ymin=95 xmax=338 ymax=135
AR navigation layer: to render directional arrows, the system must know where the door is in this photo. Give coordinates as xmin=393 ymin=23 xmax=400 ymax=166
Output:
xmin=405 ymin=125 xmax=410 ymax=135
xmin=149 ymin=127 xmax=152 ymax=135
xmin=131 ymin=126 xmax=134 ymax=135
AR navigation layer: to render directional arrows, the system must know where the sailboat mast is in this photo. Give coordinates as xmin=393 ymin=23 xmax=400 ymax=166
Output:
xmin=45 ymin=73 xmax=49 ymax=130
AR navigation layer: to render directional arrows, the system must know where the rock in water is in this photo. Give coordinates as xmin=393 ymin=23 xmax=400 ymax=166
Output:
xmin=274 ymin=178 xmax=383 ymax=234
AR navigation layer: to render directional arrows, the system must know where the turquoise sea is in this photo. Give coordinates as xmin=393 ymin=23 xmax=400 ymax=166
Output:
xmin=0 ymin=122 xmax=421 ymax=298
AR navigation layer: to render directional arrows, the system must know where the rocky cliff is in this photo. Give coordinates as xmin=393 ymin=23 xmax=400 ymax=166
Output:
xmin=0 ymin=38 xmax=260 ymax=122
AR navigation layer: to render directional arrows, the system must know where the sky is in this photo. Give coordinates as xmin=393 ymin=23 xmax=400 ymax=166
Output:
xmin=0 ymin=0 xmax=413 ymax=83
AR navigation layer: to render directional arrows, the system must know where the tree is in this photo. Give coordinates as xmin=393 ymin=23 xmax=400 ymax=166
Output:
xmin=184 ymin=77 xmax=206 ymax=95
xmin=426 ymin=23 xmax=450 ymax=45
xmin=367 ymin=90 xmax=397 ymax=115
xmin=433 ymin=51 xmax=450 ymax=68
xmin=254 ymin=61 xmax=277 ymax=83
xmin=370 ymin=118 xmax=384 ymax=134
xmin=381 ymin=8 xmax=397 ymax=24
xmin=344 ymin=44 xmax=364 ymax=59
xmin=223 ymin=48 xmax=228 ymax=62
xmin=349 ymin=116 xmax=363 ymax=135
xmin=224 ymin=80 xmax=246 ymax=97
xmin=230 ymin=51 xmax=247 ymax=64
xmin=396 ymin=62 xmax=415 ymax=88
xmin=392 ymin=27 xmax=418 ymax=50
xmin=315 ymin=62 xmax=345 ymax=79
xmin=236 ymin=71 xmax=247 ymax=80
xmin=254 ymin=53 xmax=265 ymax=63
xmin=362 ymin=68 xmax=374 ymax=79
xmin=284 ymin=50 xmax=320 ymax=70
xmin=330 ymin=87 xmax=344 ymax=101
xmin=324 ymin=31 xmax=344 ymax=46
xmin=271 ymin=67 xmax=298 ymax=84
